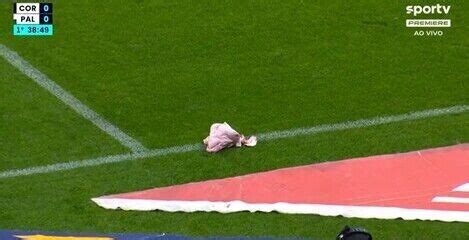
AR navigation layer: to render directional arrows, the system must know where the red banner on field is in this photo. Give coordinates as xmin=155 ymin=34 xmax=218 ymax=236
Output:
xmin=93 ymin=144 xmax=469 ymax=222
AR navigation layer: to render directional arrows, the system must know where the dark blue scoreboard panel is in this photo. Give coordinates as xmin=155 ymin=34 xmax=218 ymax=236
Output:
xmin=13 ymin=3 xmax=53 ymax=36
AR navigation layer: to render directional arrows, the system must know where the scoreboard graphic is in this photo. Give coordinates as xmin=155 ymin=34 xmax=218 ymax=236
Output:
xmin=13 ymin=3 xmax=53 ymax=36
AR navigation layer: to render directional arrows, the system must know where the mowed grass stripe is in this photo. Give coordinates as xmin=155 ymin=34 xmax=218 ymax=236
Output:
xmin=0 ymin=44 xmax=147 ymax=153
xmin=0 ymin=105 xmax=467 ymax=179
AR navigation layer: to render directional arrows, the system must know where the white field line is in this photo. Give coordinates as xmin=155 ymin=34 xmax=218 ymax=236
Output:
xmin=257 ymin=105 xmax=468 ymax=140
xmin=0 ymin=44 xmax=147 ymax=153
xmin=0 ymin=105 xmax=467 ymax=179
xmin=0 ymin=144 xmax=200 ymax=179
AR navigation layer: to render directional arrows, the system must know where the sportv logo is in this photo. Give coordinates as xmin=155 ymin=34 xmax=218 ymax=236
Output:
xmin=406 ymin=4 xmax=451 ymax=16
xmin=406 ymin=4 xmax=452 ymax=30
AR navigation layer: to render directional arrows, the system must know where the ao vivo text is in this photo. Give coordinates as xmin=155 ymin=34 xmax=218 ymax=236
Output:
xmin=414 ymin=30 xmax=444 ymax=36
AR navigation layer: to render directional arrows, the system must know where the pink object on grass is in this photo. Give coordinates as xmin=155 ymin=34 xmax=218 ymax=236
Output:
xmin=203 ymin=122 xmax=257 ymax=153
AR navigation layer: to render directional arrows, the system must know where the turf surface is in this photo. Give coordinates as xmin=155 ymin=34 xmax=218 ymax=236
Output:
xmin=0 ymin=0 xmax=468 ymax=239
xmin=0 ymin=59 xmax=126 ymax=171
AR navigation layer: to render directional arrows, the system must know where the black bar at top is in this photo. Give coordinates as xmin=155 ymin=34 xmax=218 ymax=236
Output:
xmin=39 ymin=3 xmax=53 ymax=14
xmin=39 ymin=14 xmax=53 ymax=24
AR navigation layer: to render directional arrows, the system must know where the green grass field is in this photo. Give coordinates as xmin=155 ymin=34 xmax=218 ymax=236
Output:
xmin=1 ymin=0 xmax=468 ymax=239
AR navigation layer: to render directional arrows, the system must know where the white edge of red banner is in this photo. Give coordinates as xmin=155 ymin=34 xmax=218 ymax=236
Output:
xmin=91 ymin=198 xmax=469 ymax=222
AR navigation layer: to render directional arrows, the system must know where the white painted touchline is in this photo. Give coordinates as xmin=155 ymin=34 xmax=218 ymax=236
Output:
xmin=432 ymin=197 xmax=469 ymax=204
xmin=0 ymin=144 xmax=200 ymax=179
xmin=257 ymin=105 xmax=469 ymax=140
xmin=0 ymin=105 xmax=467 ymax=179
xmin=0 ymin=44 xmax=147 ymax=153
